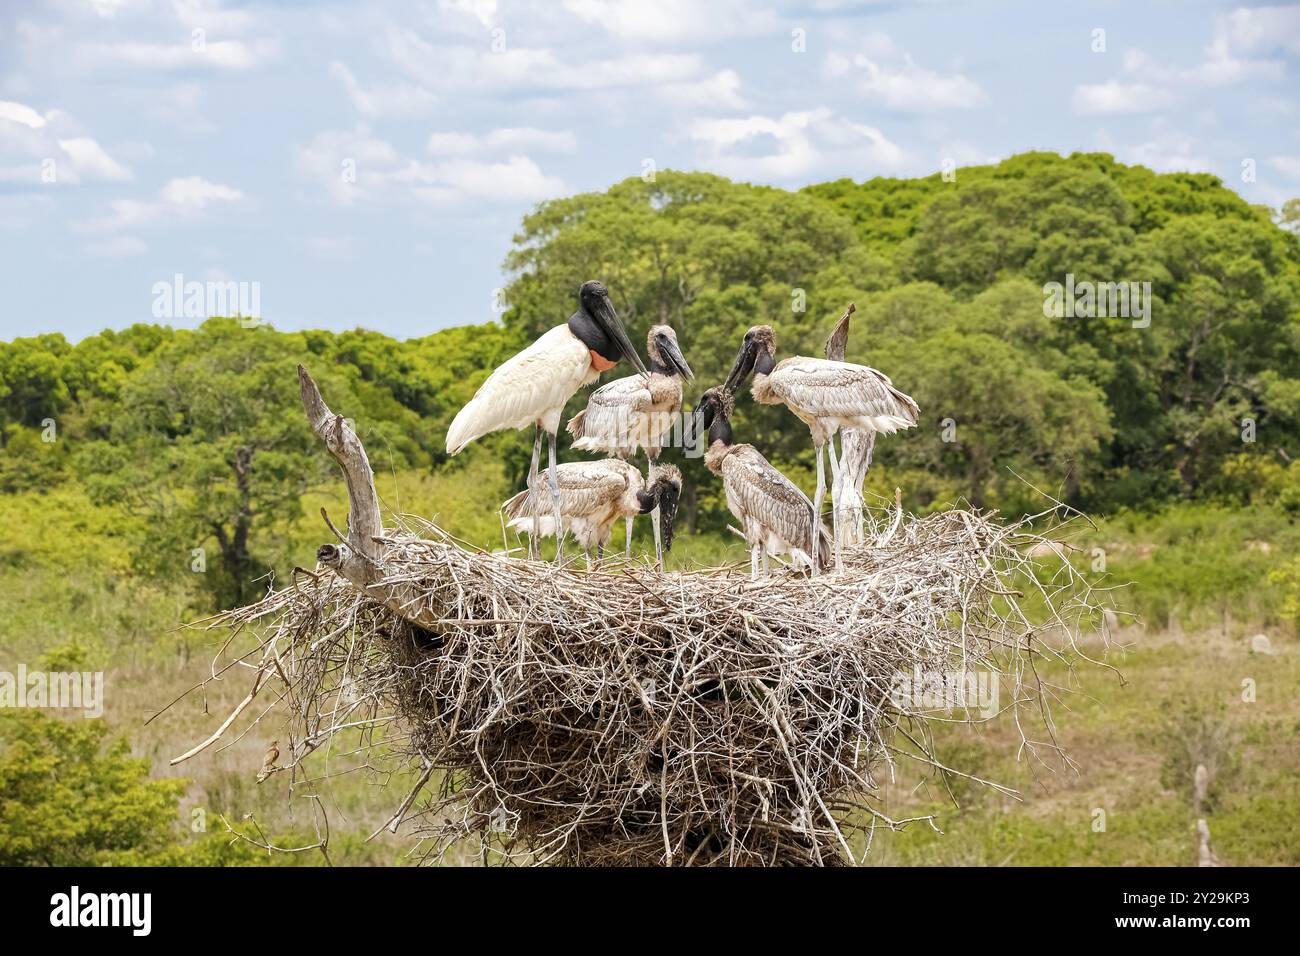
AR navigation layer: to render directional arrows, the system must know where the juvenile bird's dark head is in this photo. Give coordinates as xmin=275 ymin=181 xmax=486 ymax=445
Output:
xmin=694 ymin=386 xmax=735 ymax=450
xmin=653 ymin=464 xmax=682 ymax=551
xmin=724 ymin=325 xmax=776 ymax=392
xmin=648 ymin=325 xmax=694 ymax=380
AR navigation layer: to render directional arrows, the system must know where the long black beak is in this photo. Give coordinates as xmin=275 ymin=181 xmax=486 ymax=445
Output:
xmin=594 ymin=297 xmax=649 ymax=379
xmin=658 ymin=482 xmax=680 ymax=551
xmin=722 ymin=340 xmax=755 ymax=393
xmin=660 ymin=335 xmax=694 ymax=380
xmin=690 ymin=393 xmax=714 ymax=444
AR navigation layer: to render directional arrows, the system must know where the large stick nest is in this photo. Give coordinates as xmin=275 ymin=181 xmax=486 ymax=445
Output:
xmin=192 ymin=500 xmax=1114 ymax=867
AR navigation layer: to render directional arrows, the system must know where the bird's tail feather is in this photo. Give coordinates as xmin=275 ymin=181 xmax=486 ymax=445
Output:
xmin=507 ymin=515 xmax=557 ymax=539
xmin=565 ymin=408 xmax=586 ymax=441
xmin=445 ymin=399 xmax=483 ymax=456
xmin=501 ymin=487 xmax=531 ymax=520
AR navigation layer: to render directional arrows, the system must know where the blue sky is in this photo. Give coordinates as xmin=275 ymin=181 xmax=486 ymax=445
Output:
xmin=2 ymin=0 xmax=1299 ymax=342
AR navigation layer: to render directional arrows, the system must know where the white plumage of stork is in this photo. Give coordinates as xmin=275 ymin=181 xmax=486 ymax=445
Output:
xmin=697 ymin=386 xmax=831 ymax=579
xmin=446 ymin=280 xmax=649 ymax=559
xmin=724 ymin=323 xmax=918 ymax=567
xmin=502 ymin=459 xmax=682 ymax=568
xmin=566 ymin=324 xmax=693 ymax=564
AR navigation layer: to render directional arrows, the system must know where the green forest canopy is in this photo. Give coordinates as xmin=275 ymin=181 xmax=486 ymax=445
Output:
xmin=3 ymin=151 xmax=1298 ymax=605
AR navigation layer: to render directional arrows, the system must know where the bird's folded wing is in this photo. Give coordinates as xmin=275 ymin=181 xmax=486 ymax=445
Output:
xmin=448 ymin=327 xmax=592 ymax=451
xmin=772 ymin=358 xmax=919 ymax=422
xmin=570 ymin=375 xmax=653 ymax=441
xmin=505 ymin=461 xmax=629 ymax=517
xmin=723 ymin=446 xmax=816 ymax=552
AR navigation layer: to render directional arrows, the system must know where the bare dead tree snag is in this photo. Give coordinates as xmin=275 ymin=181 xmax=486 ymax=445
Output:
xmin=824 ymin=303 xmax=873 ymax=547
xmin=298 ymin=364 xmax=448 ymax=632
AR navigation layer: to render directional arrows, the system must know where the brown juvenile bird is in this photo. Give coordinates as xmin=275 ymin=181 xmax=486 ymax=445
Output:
xmin=256 ymin=740 xmax=280 ymax=783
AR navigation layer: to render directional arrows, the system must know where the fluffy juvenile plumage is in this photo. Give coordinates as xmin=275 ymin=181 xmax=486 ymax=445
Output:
xmin=698 ymin=386 xmax=831 ymax=576
xmin=567 ymin=325 xmax=692 ymax=459
xmin=503 ymin=459 xmax=681 ymax=561
xmin=723 ymin=322 xmax=917 ymax=567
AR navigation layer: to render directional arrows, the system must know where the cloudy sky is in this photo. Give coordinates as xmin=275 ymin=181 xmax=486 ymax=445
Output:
xmin=3 ymin=0 xmax=1299 ymax=341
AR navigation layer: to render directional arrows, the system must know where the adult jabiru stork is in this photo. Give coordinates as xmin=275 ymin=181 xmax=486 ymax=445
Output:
xmin=696 ymin=386 xmax=831 ymax=579
xmin=566 ymin=324 xmax=693 ymax=565
xmin=723 ymin=324 xmax=918 ymax=569
xmin=446 ymin=280 xmax=649 ymax=559
xmin=502 ymin=459 xmax=681 ymax=569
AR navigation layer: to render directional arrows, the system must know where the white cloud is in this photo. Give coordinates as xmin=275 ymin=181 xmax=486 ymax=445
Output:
xmin=56 ymin=137 xmax=133 ymax=181
xmin=690 ymin=107 xmax=905 ymax=182
xmin=826 ymin=41 xmax=984 ymax=112
xmin=412 ymin=156 xmax=566 ymax=205
xmin=84 ymin=0 xmax=150 ymax=17
xmin=1072 ymin=81 xmax=1175 ymax=115
xmin=0 ymin=99 xmax=134 ymax=185
xmin=159 ymin=175 xmax=241 ymax=207
xmin=1266 ymin=156 xmax=1300 ymax=180
xmin=294 ymin=126 xmax=404 ymax=206
xmin=383 ymin=27 xmax=700 ymax=94
xmin=438 ymin=0 xmax=500 ymax=30
xmin=0 ymin=100 xmax=45 ymax=128
xmin=328 ymin=62 xmax=436 ymax=119
xmin=296 ymin=126 xmax=566 ymax=207
xmin=75 ymin=175 xmax=242 ymax=233
xmin=427 ymin=127 xmax=577 ymax=155
xmin=560 ymin=0 xmax=779 ymax=43
xmin=1121 ymin=130 xmax=1213 ymax=175
xmin=79 ymin=37 xmax=278 ymax=72
xmin=1212 ymin=5 xmax=1300 ymax=58
xmin=1105 ymin=7 xmax=1297 ymax=108
xmin=658 ymin=69 xmax=748 ymax=110
xmin=170 ymin=0 xmax=256 ymax=34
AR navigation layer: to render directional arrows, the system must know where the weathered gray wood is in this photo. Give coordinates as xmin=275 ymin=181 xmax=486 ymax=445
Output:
xmin=298 ymin=365 xmax=447 ymax=632
xmin=824 ymin=304 xmax=868 ymax=546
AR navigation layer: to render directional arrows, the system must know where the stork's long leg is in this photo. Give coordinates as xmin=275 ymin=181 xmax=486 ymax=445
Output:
xmin=527 ymin=425 xmax=544 ymax=561
xmin=546 ymin=430 xmax=564 ymax=561
xmin=813 ymin=441 xmax=827 ymax=525
xmin=624 ymin=518 xmax=633 ymax=560
xmin=584 ymin=548 xmax=593 ymax=570
xmin=750 ymin=544 xmax=760 ymax=580
xmin=827 ymin=437 xmax=844 ymax=571
xmin=760 ymin=542 xmax=769 ymax=576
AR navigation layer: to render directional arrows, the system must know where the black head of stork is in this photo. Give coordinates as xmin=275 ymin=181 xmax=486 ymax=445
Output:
xmin=571 ymin=280 xmax=650 ymax=378
xmin=723 ymin=325 xmax=777 ymax=392
xmin=637 ymin=463 xmax=682 ymax=551
xmin=694 ymin=385 xmax=736 ymax=448
xmin=648 ymin=325 xmax=694 ymax=380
